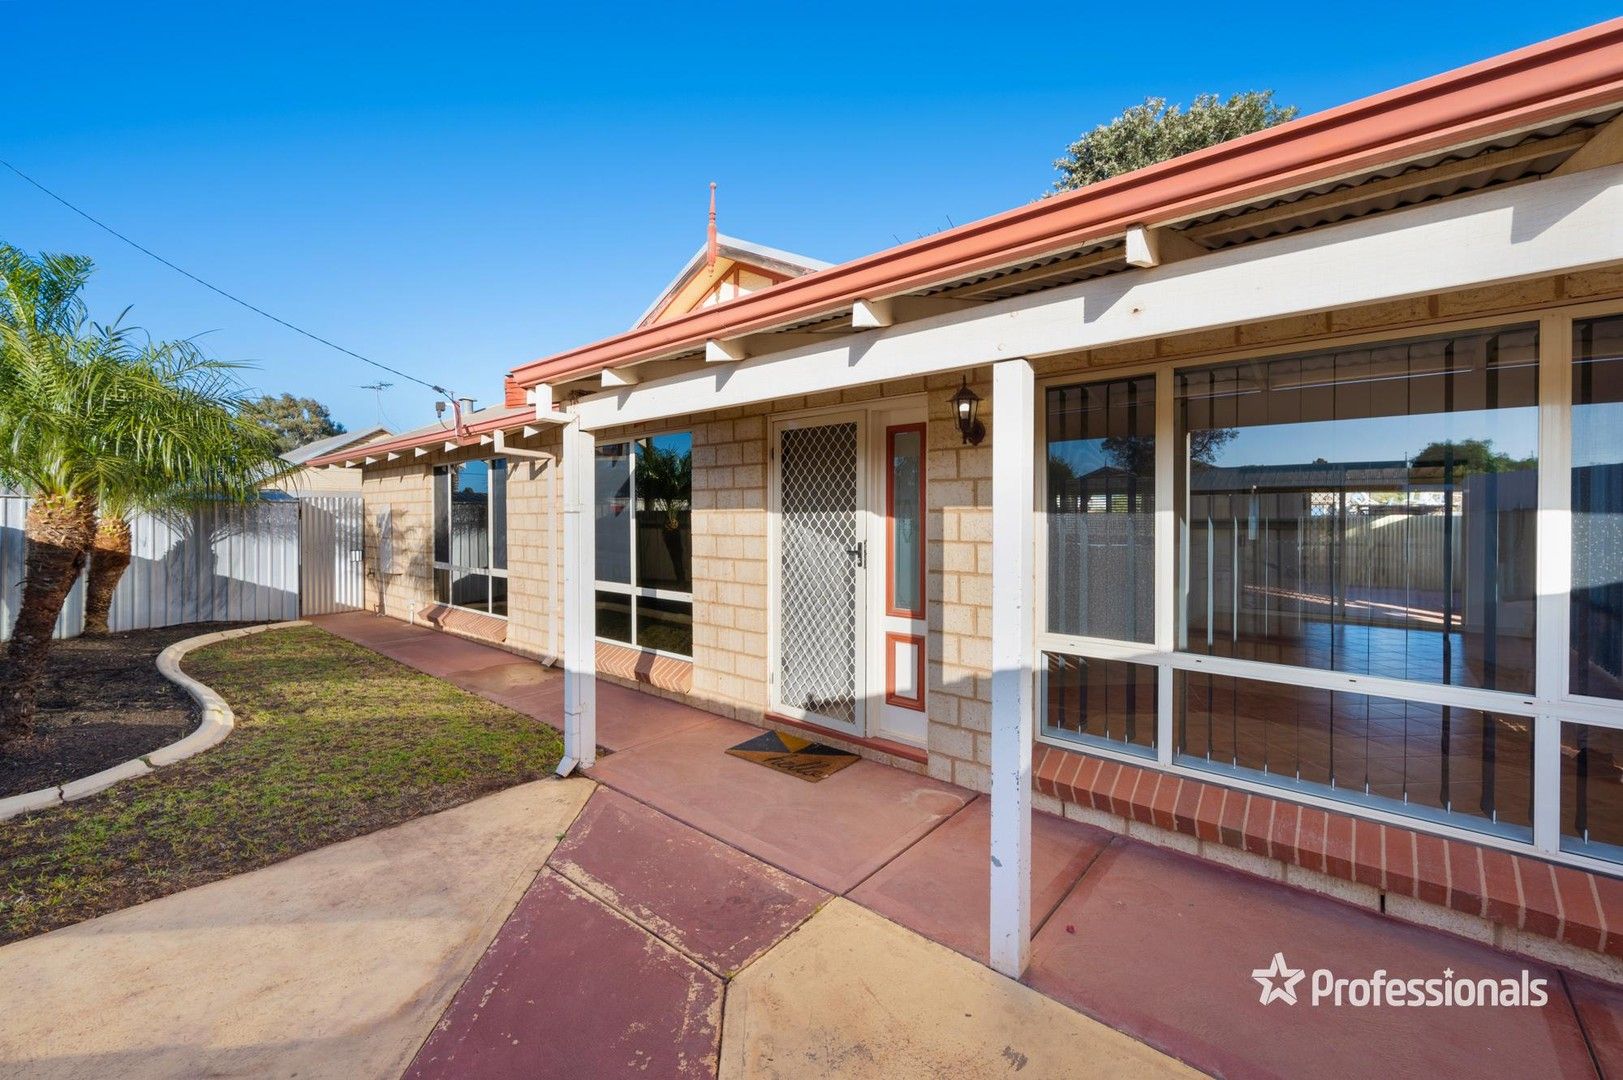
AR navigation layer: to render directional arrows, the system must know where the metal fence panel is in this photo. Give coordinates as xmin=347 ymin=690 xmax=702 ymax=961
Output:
xmin=1 ymin=495 xmax=304 ymax=640
xmin=0 ymin=496 xmax=85 ymax=639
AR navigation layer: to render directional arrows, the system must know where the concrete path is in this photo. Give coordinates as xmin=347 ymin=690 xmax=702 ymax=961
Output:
xmin=409 ymin=785 xmax=1192 ymax=1079
xmin=308 ymin=613 xmax=1623 ymax=1078
xmin=721 ymin=899 xmax=1196 ymax=1079
xmin=0 ymin=778 xmax=592 ymax=1080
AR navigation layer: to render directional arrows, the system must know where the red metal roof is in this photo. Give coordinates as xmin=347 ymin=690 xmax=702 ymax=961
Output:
xmin=306 ymin=406 xmax=531 ymax=467
xmin=510 ymin=18 xmax=1623 ymax=389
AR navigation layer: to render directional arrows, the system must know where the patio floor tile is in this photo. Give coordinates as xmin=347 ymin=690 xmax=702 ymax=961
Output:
xmin=403 ymin=869 xmax=721 ymax=1080
xmin=586 ymin=717 xmax=971 ymax=894
xmin=848 ymin=795 xmax=1111 ymax=965
xmin=1569 ymin=973 xmax=1623 ymax=1077
xmin=1026 ymin=840 xmax=1596 ymax=1080
xmin=549 ymin=788 xmax=827 ymax=974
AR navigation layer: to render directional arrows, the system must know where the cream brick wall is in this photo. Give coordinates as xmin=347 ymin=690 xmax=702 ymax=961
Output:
xmin=352 ymin=267 xmax=1623 ymax=793
xmin=359 ymin=427 xmax=562 ymax=660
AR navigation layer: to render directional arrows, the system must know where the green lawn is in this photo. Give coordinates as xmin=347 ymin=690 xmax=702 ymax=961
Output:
xmin=0 ymin=624 xmax=563 ymax=945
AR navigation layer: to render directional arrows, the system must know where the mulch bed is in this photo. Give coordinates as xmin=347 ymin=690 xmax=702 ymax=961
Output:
xmin=0 ymin=622 xmax=254 ymax=798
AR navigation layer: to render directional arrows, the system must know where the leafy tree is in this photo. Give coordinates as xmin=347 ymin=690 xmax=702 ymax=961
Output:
xmin=241 ymin=393 xmax=345 ymax=453
xmin=1052 ymin=92 xmax=1298 ymax=192
xmin=1097 ymin=429 xmax=1237 ymax=476
xmin=636 ymin=442 xmax=692 ymax=532
xmin=0 ymin=245 xmax=289 ymax=743
xmin=1410 ymin=439 xmax=1536 ymax=476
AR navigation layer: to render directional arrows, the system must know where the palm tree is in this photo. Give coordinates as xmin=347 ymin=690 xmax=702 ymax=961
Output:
xmin=0 ymin=244 xmax=288 ymax=743
xmin=78 ymin=338 xmax=288 ymax=635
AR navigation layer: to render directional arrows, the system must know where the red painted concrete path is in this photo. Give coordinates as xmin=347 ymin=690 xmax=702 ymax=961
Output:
xmin=309 ymin=614 xmax=1623 ymax=1078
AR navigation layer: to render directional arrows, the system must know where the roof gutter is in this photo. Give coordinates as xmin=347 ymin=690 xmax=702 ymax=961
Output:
xmin=510 ymin=17 xmax=1623 ymax=388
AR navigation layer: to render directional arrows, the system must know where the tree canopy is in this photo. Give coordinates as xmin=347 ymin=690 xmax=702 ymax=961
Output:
xmin=242 ymin=393 xmax=346 ymax=453
xmin=1052 ymin=92 xmax=1298 ymax=193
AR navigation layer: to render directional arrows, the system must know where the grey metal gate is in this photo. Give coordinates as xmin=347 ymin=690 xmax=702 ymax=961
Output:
xmin=299 ymin=496 xmax=365 ymax=616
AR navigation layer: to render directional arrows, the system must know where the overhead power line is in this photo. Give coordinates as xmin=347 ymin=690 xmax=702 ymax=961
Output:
xmin=0 ymin=158 xmax=455 ymax=399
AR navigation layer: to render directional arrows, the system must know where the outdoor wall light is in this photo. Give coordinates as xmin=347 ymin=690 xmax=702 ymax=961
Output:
xmin=951 ymin=376 xmax=985 ymax=446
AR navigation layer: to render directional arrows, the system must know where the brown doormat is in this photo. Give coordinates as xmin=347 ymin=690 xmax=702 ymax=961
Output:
xmin=725 ymin=730 xmax=860 ymax=782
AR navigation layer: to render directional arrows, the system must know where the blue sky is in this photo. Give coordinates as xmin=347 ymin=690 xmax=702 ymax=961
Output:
xmin=6 ymin=4 xmax=1617 ymax=434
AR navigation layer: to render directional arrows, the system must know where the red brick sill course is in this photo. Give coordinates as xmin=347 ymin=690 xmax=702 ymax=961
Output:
xmin=1034 ymin=742 xmax=1623 ymax=960
xmin=596 ymin=642 xmax=694 ymax=695
xmin=420 ymin=604 xmax=507 ymax=643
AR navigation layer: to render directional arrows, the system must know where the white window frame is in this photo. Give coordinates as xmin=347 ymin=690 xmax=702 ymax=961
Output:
xmin=432 ymin=457 xmax=509 ymax=618
xmin=1033 ymin=299 xmax=1623 ymax=875
xmin=593 ymin=428 xmax=695 ymax=661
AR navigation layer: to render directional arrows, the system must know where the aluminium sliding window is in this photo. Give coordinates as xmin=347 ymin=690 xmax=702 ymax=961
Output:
xmin=432 ymin=458 xmax=507 ymax=616
xmin=1172 ymin=325 xmax=1540 ymax=838
xmin=1566 ymin=313 xmax=1623 ymax=857
xmin=1040 ymin=374 xmax=1159 ymax=755
xmin=1036 ymin=310 xmax=1623 ymax=865
xmin=594 ymin=433 xmax=693 ymax=657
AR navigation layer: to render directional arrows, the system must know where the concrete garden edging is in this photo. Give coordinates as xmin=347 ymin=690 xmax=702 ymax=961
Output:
xmin=0 ymin=620 xmax=308 ymax=822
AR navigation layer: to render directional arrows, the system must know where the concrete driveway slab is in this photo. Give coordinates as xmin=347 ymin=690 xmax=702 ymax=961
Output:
xmin=850 ymin=795 xmax=1110 ymax=965
xmin=405 ymin=870 xmax=722 ymax=1080
xmin=0 ymin=778 xmax=593 ymax=1080
xmin=720 ymin=898 xmax=1196 ymax=1079
xmin=1026 ymin=839 xmax=1595 ymax=1080
xmin=587 ymin=717 xmax=971 ymax=893
xmin=550 ymin=788 xmax=827 ymax=975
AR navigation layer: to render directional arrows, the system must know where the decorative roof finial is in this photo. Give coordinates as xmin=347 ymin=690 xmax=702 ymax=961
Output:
xmin=706 ymin=182 xmax=718 ymax=269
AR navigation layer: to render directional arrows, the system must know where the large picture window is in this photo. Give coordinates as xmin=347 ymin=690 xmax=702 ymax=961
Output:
xmin=595 ymin=433 xmax=693 ymax=656
xmin=1035 ymin=311 xmax=1623 ymax=864
xmin=432 ymin=458 xmax=507 ymax=615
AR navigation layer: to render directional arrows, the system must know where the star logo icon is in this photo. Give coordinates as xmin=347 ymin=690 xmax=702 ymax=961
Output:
xmin=1251 ymin=952 xmax=1306 ymax=1005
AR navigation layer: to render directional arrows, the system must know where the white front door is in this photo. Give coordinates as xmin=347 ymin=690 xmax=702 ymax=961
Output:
xmin=769 ymin=403 xmax=928 ymax=747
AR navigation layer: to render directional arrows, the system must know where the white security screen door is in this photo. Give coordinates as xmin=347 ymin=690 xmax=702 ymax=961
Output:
xmin=773 ymin=414 xmax=867 ymax=734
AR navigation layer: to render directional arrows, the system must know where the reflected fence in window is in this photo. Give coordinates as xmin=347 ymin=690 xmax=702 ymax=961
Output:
xmin=1176 ymin=670 xmax=1534 ymax=838
xmin=1041 ymin=654 xmax=1157 ymax=755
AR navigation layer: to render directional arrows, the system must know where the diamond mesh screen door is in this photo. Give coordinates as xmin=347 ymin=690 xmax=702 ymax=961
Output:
xmin=777 ymin=418 xmax=864 ymax=732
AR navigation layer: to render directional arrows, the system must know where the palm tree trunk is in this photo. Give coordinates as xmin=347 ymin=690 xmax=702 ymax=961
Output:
xmin=0 ymin=494 xmax=96 ymax=747
xmin=83 ymin=515 xmax=132 ymax=635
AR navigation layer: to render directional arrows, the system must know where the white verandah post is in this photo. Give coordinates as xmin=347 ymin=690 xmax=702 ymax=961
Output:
xmin=559 ymin=416 xmax=597 ymax=775
xmin=989 ymin=357 xmax=1036 ymax=978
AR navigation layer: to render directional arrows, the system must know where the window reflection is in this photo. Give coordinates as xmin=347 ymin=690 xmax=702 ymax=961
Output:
xmin=1572 ymin=314 xmax=1623 ymax=699
xmin=1177 ymin=326 xmax=1539 ymax=693
xmin=1046 ymin=376 xmax=1155 ymax=643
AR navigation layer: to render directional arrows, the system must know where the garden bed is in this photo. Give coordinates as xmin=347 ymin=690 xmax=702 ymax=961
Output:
xmin=0 ymin=622 xmax=251 ymax=799
xmin=0 ymin=624 xmax=564 ymax=945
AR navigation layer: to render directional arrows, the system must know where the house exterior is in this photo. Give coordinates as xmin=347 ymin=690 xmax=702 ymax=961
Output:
xmin=312 ymin=21 xmax=1623 ymax=979
xmin=266 ymin=426 xmax=391 ymax=495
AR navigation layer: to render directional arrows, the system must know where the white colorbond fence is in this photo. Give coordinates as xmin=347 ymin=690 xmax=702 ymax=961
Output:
xmin=0 ymin=493 xmax=364 ymax=640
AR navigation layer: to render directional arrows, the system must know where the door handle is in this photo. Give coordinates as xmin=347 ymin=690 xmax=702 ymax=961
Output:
xmin=846 ymin=542 xmax=865 ymax=568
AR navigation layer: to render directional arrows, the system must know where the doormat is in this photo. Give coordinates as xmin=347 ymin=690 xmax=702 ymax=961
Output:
xmin=725 ymin=730 xmax=860 ymax=783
